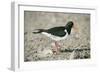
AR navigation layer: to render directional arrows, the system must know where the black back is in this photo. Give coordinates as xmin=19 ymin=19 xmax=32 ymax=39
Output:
xmin=46 ymin=27 xmax=66 ymax=37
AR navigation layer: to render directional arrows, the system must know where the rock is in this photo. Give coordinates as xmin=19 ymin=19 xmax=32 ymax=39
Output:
xmin=37 ymin=49 xmax=53 ymax=58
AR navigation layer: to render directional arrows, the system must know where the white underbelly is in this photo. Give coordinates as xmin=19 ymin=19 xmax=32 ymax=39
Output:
xmin=42 ymin=32 xmax=68 ymax=41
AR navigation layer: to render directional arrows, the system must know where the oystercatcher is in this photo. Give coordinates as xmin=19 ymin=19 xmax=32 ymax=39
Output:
xmin=33 ymin=21 xmax=75 ymax=54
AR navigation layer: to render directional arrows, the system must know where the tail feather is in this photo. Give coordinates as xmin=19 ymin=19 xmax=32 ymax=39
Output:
xmin=32 ymin=29 xmax=45 ymax=34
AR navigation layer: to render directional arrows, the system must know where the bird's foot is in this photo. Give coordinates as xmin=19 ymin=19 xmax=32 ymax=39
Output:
xmin=52 ymin=47 xmax=58 ymax=55
xmin=53 ymin=51 xmax=60 ymax=55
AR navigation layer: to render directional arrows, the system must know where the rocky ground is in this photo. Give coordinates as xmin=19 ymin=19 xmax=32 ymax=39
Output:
xmin=24 ymin=48 xmax=90 ymax=62
xmin=24 ymin=33 xmax=90 ymax=62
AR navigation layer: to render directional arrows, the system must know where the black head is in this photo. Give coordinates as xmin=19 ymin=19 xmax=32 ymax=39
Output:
xmin=65 ymin=21 xmax=74 ymax=35
xmin=65 ymin=21 xmax=74 ymax=28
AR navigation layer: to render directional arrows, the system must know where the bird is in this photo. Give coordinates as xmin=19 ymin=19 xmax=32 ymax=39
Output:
xmin=33 ymin=21 xmax=75 ymax=54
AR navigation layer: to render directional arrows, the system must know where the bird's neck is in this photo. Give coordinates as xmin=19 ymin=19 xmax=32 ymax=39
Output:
xmin=66 ymin=27 xmax=72 ymax=35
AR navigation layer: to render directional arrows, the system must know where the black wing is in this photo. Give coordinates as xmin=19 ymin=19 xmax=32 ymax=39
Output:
xmin=46 ymin=27 xmax=66 ymax=37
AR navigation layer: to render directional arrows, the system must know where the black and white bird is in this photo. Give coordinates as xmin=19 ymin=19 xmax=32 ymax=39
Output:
xmin=33 ymin=21 xmax=76 ymax=54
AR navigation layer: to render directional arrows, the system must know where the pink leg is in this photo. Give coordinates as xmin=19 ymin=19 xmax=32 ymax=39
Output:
xmin=55 ymin=41 xmax=61 ymax=54
xmin=51 ymin=41 xmax=61 ymax=54
xmin=55 ymin=41 xmax=61 ymax=49
xmin=51 ymin=43 xmax=57 ymax=54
